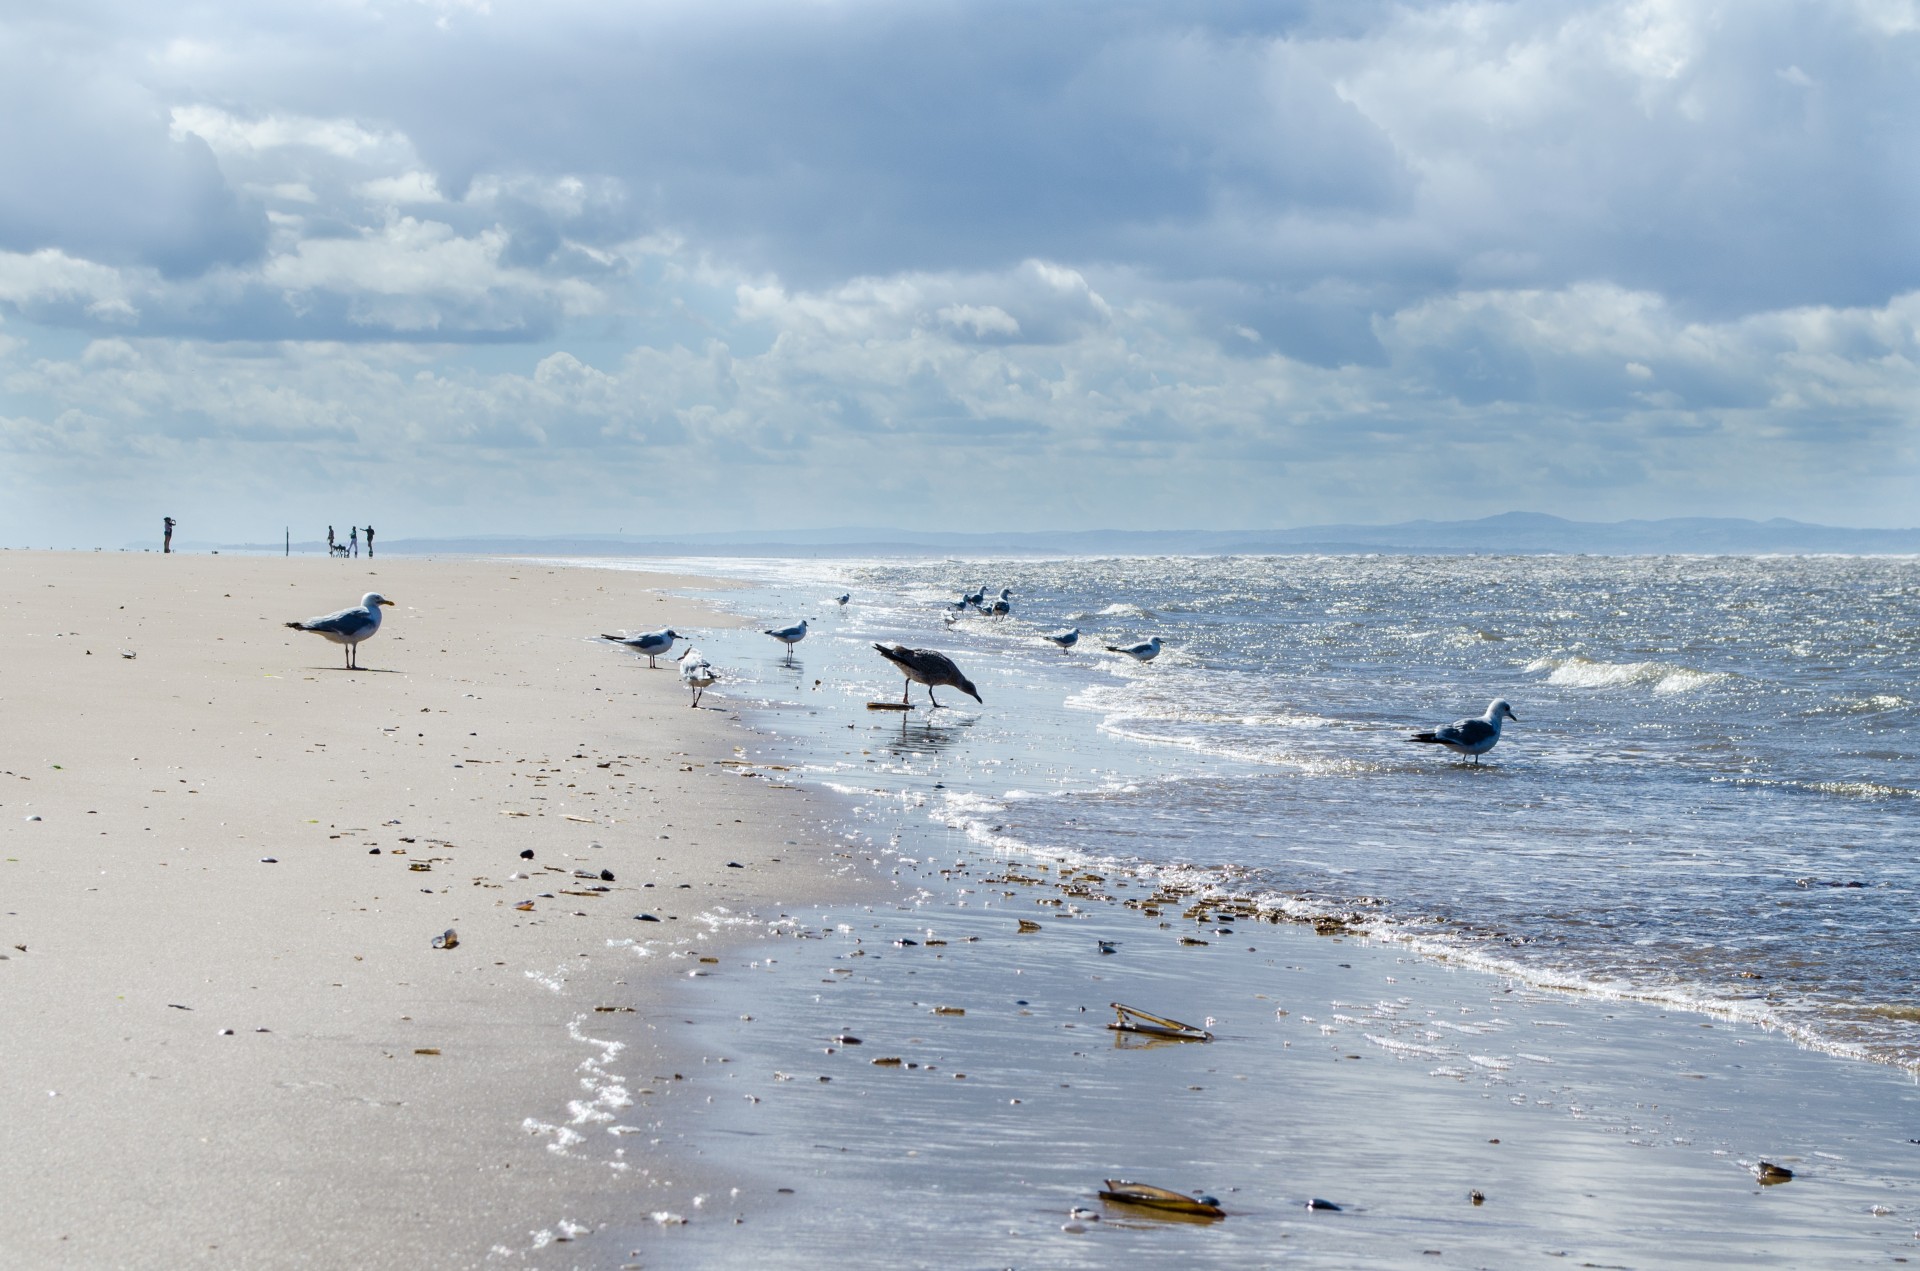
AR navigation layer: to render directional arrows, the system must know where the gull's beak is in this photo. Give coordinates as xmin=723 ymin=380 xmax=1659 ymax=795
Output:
xmin=378 ymin=598 xmax=395 ymax=606
xmin=1506 ymin=709 xmax=1519 ymax=722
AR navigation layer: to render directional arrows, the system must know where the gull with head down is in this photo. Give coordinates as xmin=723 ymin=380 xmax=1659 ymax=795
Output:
xmin=873 ymin=644 xmax=982 ymax=709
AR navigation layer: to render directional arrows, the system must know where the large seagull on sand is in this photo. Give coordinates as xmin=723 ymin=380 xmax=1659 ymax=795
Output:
xmin=286 ymin=592 xmax=394 ymax=669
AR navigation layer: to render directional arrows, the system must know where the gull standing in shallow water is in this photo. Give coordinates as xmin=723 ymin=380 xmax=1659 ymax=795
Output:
xmin=676 ymin=648 xmax=717 ymax=707
xmin=285 ymin=592 xmax=394 ymax=669
xmin=764 ymin=619 xmax=808 ymax=661
xmin=1107 ymin=635 xmax=1162 ymax=662
xmin=1044 ymin=627 xmax=1080 ymax=652
xmin=600 ymin=628 xmax=684 ymax=667
xmin=1408 ymin=699 xmax=1519 ymax=765
xmin=873 ymin=644 xmax=982 ymax=708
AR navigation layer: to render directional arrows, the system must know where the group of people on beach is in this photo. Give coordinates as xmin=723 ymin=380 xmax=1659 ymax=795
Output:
xmin=160 ymin=518 xmax=377 ymax=556
xmin=326 ymin=525 xmax=375 ymax=558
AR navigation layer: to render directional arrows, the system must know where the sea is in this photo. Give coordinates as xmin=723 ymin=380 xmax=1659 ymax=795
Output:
xmin=589 ymin=552 xmax=1920 ymax=1072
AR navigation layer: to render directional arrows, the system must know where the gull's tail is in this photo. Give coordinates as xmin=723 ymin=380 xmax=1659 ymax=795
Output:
xmin=1407 ymin=732 xmax=1444 ymax=744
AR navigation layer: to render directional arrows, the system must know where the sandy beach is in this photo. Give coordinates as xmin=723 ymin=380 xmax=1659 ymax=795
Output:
xmin=0 ymin=551 xmax=868 ymax=1270
xmin=8 ymin=550 xmax=1919 ymax=1271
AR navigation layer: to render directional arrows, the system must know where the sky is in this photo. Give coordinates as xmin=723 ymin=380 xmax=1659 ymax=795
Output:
xmin=1 ymin=0 xmax=1917 ymax=545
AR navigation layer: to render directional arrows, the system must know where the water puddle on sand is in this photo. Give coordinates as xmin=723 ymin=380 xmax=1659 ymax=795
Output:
xmin=609 ymin=841 xmax=1920 ymax=1269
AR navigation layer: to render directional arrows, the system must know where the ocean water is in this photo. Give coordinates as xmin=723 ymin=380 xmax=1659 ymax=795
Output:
xmin=589 ymin=553 xmax=1920 ymax=1070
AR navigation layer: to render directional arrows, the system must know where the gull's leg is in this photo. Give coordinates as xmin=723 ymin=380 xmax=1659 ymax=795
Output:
xmin=929 ymin=688 xmax=943 ymax=709
xmin=901 ymin=680 xmax=910 ymax=705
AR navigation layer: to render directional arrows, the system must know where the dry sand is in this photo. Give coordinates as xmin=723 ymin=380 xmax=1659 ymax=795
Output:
xmin=0 ymin=552 xmax=869 ymax=1270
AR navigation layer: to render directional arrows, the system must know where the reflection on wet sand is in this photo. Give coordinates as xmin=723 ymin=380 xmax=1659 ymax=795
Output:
xmin=884 ymin=711 xmax=980 ymax=759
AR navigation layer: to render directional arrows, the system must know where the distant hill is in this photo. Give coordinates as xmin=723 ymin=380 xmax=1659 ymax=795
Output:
xmin=222 ymin=514 xmax=1920 ymax=558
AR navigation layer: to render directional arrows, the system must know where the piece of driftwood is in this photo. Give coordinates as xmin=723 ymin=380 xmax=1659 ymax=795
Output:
xmin=1098 ymin=1180 xmax=1226 ymax=1218
xmin=865 ymin=701 xmax=912 ymax=711
xmin=1107 ymin=1002 xmax=1212 ymax=1041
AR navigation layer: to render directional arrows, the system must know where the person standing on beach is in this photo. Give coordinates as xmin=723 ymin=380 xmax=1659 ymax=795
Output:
xmin=328 ymin=526 xmax=336 ymax=553
xmin=364 ymin=525 xmax=375 ymax=557
xmin=163 ymin=517 xmax=175 ymax=554
xmin=350 ymin=526 xmax=359 ymax=557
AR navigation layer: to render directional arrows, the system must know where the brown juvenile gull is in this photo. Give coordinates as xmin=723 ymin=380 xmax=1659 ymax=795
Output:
xmin=1408 ymin=699 xmax=1518 ymax=765
xmin=873 ymin=644 xmax=982 ymax=708
xmin=285 ymin=592 xmax=394 ymax=669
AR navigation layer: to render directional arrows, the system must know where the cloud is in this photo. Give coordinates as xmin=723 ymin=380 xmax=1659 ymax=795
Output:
xmin=6 ymin=259 xmax=1916 ymax=538
xmin=0 ymin=99 xmax=264 ymax=277
xmin=0 ymin=0 xmax=1917 ymax=539
xmin=170 ymin=105 xmax=408 ymax=162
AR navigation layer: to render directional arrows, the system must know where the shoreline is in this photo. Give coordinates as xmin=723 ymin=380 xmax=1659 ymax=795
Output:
xmin=0 ymin=552 xmax=873 ymax=1270
xmin=577 ymin=556 xmax=1920 ymax=1267
xmin=630 ymin=816 xmax=1920 ymax=1267
xmin=592 ymin=551 xmax=1920 ymax=1075
xmin=8 ymin=549 xmax=1916 ymax=1268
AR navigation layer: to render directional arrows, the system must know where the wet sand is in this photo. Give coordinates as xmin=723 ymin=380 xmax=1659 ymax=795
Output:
xmin=619 ymin=811 xmax=1920 ymax=1268
xmin=0 ymin=552 xmax=869 ymax=1269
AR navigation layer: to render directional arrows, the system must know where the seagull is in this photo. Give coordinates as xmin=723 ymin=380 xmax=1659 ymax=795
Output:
xmin=1408 ymin=699 xmax=1519 ymax=765
xmin=961 ymin=587 xmax=986 ymax=610
xmin=873 ymin=644 xmax=982 ymax=708
xmin=677 ymin=647 xmax=717 ymax=707
xmin=285 ymin=592 xmax=394 ymax=669
xmin=1043 ymin=627 xmax=1080 ymax=652
xmin=1107 ymin=636 xmax=1161 ymax=662
xmin=989 ymin=588 xmax=1013 ymax=618
xmin=765 ymin=619 xmax=808 ymax=660
xmin=834 ymin=593 xmax=850 ymax=608
xmin=600 ymin=628 xmax=684 ymax=668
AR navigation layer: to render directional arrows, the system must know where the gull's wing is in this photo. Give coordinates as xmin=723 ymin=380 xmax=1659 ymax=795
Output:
xmin=294 ymin=606 xmax=374 ymax=636
xmin=1436 ymin=718 xmax=1495 ymax=746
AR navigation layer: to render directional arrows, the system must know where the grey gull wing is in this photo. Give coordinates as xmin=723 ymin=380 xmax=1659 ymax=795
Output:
xmin=300 ymin=609 xmax=375 ymax=637
xmin=1430 ymin=718 xmax=1495 ymax=747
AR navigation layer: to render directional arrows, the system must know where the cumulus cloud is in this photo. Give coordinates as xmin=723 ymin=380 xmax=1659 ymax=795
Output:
xmin=7 ymin=260 xmax=1916 ymax=538
xmin=0 ymin=0 xmax=1915 ymax=539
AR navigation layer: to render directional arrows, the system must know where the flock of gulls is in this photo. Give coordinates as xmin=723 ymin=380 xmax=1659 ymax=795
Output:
xmin=284 ymin=585 xmax=1520 ymax=764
